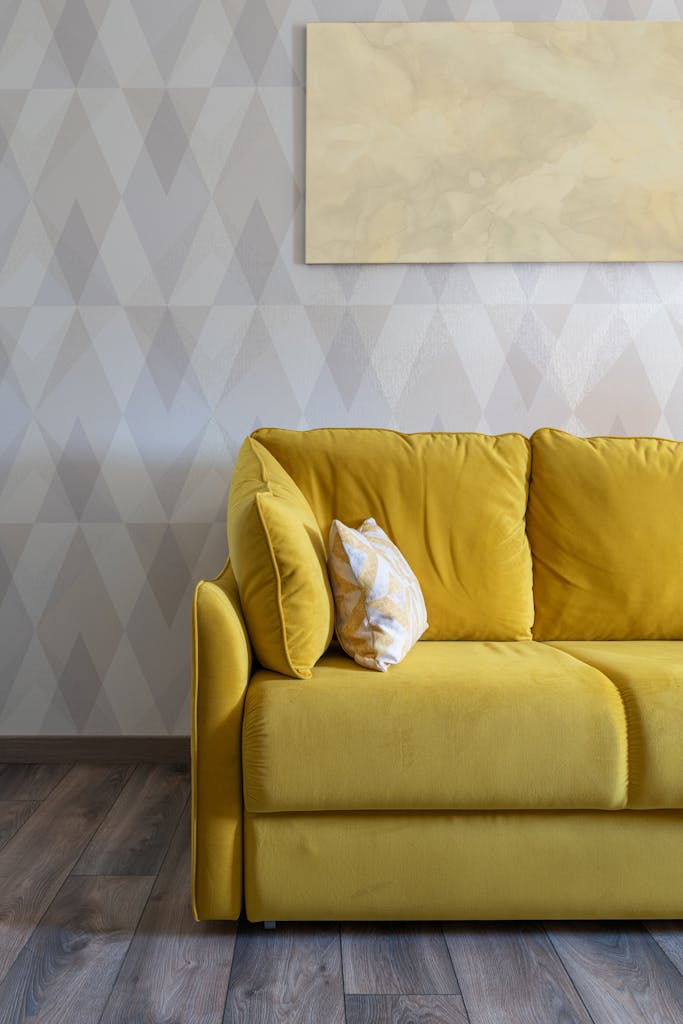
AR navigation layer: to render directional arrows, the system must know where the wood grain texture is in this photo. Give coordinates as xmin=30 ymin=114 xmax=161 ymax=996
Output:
xmin=224 ymin=923 xmax=345 ymax=1024
xmin=0 ymin=763 xmax=70 ymax=800
xmin=0 ymin=763 xmax=131 ymax=982
xmin=0 ymin=760 xmax=680 ymax=1024
xmin=0 ymin=800 xmax=40 ymax=851
xmin=73 ymin=763 xmax=189 ymax=875
xmin=100 ymin=802 xmax=236 ymax=1024
xmin=342 ymin=924 xmax=459 ymax=996
xmin=345 ymin=994 xmax=469 ymax=1024
xmin=444 ymin=923 xmax=593 ymax=1024
xmin=0 ymin=874 xmax=153 ymax=1024
xmin=644 ymin=921 xmax=683 ymax=975
xmin=547 ymin=923 xmax=683 ymax=1024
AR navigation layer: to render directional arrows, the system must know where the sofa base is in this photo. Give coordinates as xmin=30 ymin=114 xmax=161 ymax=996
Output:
xmin=244 ymin=810 xmax=683 ymax=921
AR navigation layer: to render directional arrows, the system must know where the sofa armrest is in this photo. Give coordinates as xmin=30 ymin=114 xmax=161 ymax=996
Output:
xmin=191 ymin=559 xmax=252 ymax=920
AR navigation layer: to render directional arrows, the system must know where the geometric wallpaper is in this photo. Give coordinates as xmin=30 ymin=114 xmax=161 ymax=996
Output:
xmin=1 ymin=0 xmax=683 ymax=736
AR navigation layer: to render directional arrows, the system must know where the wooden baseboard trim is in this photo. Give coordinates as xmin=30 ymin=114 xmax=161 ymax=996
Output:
xmin=0 ymin=736 xmax=190 ymax=763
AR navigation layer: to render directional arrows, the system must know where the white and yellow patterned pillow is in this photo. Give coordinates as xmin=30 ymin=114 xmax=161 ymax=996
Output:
xmin=327 ymin=517 xmax=428 ymax=671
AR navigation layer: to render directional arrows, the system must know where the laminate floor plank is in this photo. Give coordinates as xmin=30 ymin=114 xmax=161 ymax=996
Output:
xmin=643 ymin=922 xmax=683 ymax=975
xmin=0 ymin=801 xmax=41 ymax=851
xmin=345 ymin=994 xmax=469 ymax=1024
xmin=0 ymin=874 xmax=153 ymax=1024
xmin=444 ymin=923 xmax=593 ymax=1024
xmin=342 ymin=924 xmax=460 ymax=996
xmin=223 ymin=922 xmax=344 ymax=1024
xmin=0 ymin=763 xmax=71 ymax=801
xmin=73 ymin=763 xmax=189 ymax=876
xmin=0 ymin=763 xmax=131 ymax=982
xmin=1 ymin=760 xmax=680 ymax=1024
xmin=99 ymin=802 xmax=236 ymax=1024
xmin=547 ymin=923 xmax=683 ymax=1024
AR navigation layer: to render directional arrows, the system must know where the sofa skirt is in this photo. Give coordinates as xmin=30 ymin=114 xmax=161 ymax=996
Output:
xmin=244 ymin=809 xmax=683 ymax=921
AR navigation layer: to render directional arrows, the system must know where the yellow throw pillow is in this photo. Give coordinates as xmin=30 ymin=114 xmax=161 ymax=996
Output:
xmin=228 ymin=436 xmax=334 ymax=678
xmin=328 ymin=517 xmax=428 ymax=671
xmin=529 ymin=427 xmax=683 ymax=639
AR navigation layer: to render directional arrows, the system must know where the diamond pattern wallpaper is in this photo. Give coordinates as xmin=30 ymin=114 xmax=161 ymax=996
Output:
xmin=1 ymin=0 xmax=683 ymax=735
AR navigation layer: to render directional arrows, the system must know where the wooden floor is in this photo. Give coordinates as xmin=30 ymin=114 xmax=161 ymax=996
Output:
xmin=0 ymin=763 xmax=681 ymax=1024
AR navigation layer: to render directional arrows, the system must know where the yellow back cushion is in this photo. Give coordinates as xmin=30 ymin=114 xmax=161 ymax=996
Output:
xmin=253 ymin=428 xmax=533 ymax=640
xmin=228 ymin=436 xmax=334 ymax=677
xmin=529 ymin=428 xmax=683 ymax=639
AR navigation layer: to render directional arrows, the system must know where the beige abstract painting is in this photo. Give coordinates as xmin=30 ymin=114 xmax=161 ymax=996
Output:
xmin=305 ymin=21 xmax=683 ymax=263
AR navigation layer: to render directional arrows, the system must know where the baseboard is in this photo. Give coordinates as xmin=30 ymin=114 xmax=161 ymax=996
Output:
xmin=0 ymin=736 xmax=190 ymax=763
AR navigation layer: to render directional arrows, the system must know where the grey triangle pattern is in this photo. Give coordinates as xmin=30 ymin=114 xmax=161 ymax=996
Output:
xmin=335 ymin=266 xmax=363 ymax=302
xmin=396 ymin=266 xmax=442 ymax=304
xmin=58 ymin=636 xmax=101 ymax=731
xmin=214 ymin=36 xmax=254 ymax=86
xmin=233 ymin=0 xmax=280 ymax=82
xmin=235 ymin=202 xmax=282 ymax=301
xmin=603 ymin=0 xmax=636 ymax=16
xmin=2 ymin=1 xmax=682 ymax=736
xmin=325 ymin=309 xmax=372 ymax=408
xmin=395 ymin=310 xmax=481 ymax=429
xmin=215 ymin=254 xmax=257 ymax=304
xmin=313 ymin=1 xmax=383 ymax=18
xmin=53 ymin=0 xmax=99 ymax=85
xmin=132 ymin=0 xmax=200 ymax=81
xmin=34 ymin=38 xmax=75 ymax=88
xmin=227 ymin=310 xmax=272 ymax=389
xmin=144 ymin=92 xmax=190 ymax=193
xmin=0 ymin=581 xmax=35 ymax=705
xmin=423 ymin=0 xmax=459 ymax=18
xmin=39 ymin=203 xmax=99 ymax=304
xmin=0 ymin=0 xmax=22 ymax=45
xmin=0 ymin=144 xmax=29 ymax=269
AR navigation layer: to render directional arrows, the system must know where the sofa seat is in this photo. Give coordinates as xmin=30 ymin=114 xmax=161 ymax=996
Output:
xmin=547 ymin=642 xmax=683 ymax=809
xmin=242 ymin=641 xmax=627 ymax=813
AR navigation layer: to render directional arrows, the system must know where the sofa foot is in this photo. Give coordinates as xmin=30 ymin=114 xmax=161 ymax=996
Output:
xmin=263 ymin=920 xmax=277 ymax=930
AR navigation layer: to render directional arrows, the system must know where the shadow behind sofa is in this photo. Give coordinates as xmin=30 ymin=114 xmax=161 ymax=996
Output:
xmin=192 ymin=427 xmax=683 ymax=921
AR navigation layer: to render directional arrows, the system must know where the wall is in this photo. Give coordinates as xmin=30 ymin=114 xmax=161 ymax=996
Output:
xmin=2 ymin=0 xmax=682 ymax=735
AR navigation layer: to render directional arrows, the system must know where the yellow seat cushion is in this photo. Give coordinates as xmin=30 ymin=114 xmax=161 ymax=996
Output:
xmin=242 ymin=641 xmax=627 ymax=813
xmin=252 ymin=428 xmax=533 ymax=640
xmin=529 ymin=428 xmax=683 ymax=639
xmin=547 ymin=642 xmax=683 ymax=809
xmin=228 ymin=436 xmax=334 ymax=678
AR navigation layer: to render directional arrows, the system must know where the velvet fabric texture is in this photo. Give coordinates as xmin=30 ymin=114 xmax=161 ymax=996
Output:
xmin=192 ymin=427 xmax=683 ymax=921
xmin=244 ymin=810 xmax=683 ymax=921
xmin=547 ymin=641 xmax=683 ymax=808
xmin=253 ymin=427 xmax=534 ymax=640
xmin=227 ymin=436 xmax=334 ymax=678
xmin=529 ymin=428 xmax=683 ymax=639
xmin=191 ymin=561 xmax=250 ymax=921
xmin=241 ymin=642 xmax=627 ymax=813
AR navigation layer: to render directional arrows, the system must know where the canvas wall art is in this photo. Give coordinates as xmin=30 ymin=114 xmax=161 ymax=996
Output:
xmin=305 ymin=21 xmax=683 ymax=263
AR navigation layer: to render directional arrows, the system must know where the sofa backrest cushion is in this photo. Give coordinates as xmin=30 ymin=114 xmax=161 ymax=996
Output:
xmin=228 ymin=436 xmax=334 ymax=677
xmin=252 ymin=428 xmax=533 ymax=640
xmin=529 ymin=428 xmax=683 ymax=639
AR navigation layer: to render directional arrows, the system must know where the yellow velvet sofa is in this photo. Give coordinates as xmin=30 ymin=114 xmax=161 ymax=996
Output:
xmin=191 ymin=427 xmax=683 ymax=922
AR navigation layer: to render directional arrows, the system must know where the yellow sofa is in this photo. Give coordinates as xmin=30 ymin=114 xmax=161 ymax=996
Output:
xmin=191 ymin=427 xmax=683 ymax=921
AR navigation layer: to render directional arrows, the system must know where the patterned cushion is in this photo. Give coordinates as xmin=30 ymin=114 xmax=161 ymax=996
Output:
xmin=327 ymin=517 xmax=428 ymax=671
